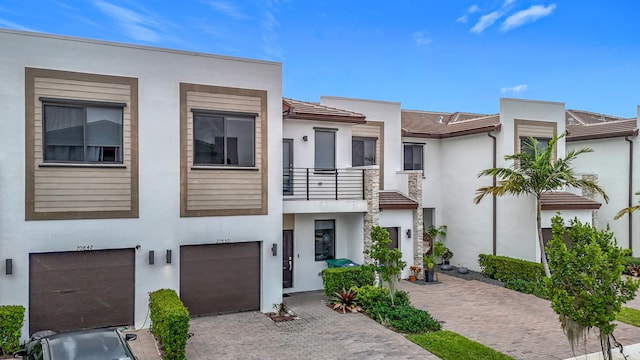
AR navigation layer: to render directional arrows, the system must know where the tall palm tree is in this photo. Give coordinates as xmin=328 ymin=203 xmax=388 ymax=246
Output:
xmin=614 ymin=191 xmax=640 ymax=219
xmin=474 ymin=133 xmax=609 ymax=277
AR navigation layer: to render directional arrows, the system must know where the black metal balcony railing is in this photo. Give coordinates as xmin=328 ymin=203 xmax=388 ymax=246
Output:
xmin=283 ymin=168 xmax=365 ymax=200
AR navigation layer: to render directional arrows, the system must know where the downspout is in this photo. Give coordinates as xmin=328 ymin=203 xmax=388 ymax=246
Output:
xmin=488 ymin=132 xmax=497 ymax=255
xmin=626 ymin=136 xmax=634 ymax=252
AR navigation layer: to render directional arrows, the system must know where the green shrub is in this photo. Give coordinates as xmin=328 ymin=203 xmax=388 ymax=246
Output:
xmin=320 ymin=266 xmax=375 ymax=296
xmin=355 ymin=285 xmax=409 ymax=312
xmin=0 ymin=305 xmax=24 ymax=355
xmin=478 ymin=254 xmax=544 ymax=282
xmin=503 ymin=279 xmax=550 ymax=299
xmin=368 ymin=304 xmax=441 ymax=333
xmin=149 ymin=289 xmax=190 ymax=360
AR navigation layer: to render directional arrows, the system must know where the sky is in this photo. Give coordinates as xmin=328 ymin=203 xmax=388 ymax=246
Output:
xmin=1 ymin=1 xmax=639 ymax=117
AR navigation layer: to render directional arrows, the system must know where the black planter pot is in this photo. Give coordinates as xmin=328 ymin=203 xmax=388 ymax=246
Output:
xmin=424 ymin=269 xmax=435 ymax=282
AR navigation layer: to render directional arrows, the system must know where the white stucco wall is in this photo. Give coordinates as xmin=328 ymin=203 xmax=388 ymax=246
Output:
xmin=438 ymin=133 xmax=495 ymax=270
xmin=568 ymin=136 xmax=640 ymax=251
xmin=319 ymin=96 xmax=403 ymax=190
xmin=495 ymin=98 xmax=567 ymax=264
xmin=286 ymin=213 xmax=364 ymax=293
xmin=283 ymin=118 xmax=354 ymax=169
xmin=0 ymin=29 xmax=283 ymax=336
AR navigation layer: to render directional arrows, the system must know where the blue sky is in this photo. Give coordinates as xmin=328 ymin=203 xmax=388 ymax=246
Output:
xmin=1 ymin=1 xmax=639 ymax=117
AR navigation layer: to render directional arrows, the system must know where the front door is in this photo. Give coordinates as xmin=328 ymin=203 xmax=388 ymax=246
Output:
xmin=283 ymin=230 xmax=293 ymax=288
xmin=283 ymin=139 xmax=293 ymax=195
xmin=385 ymin=227 xmax=399 ymax=249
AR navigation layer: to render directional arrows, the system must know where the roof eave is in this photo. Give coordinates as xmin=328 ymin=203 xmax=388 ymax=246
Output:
xmin=285 ymin=113 xmax=367 ymax=124
xmin=541 ymin=204 xmax=602 ymax=210
xmin=403 ymin=124 xmax=502 ymax=139
xmin=566 ymin=128 xmax=639 ymax=142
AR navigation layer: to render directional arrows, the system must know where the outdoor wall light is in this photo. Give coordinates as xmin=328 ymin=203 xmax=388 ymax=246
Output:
xmin=5 ymin=259 xmax=12 ymax=275
xmin=271 ymin=243 xmax=278 ymax=257
xmin=166 ymin=250 xmax=172 ymax=264
xmin=406 ymin=229 xmax=412 ymax=238
xmin=148 ymin=251 xmax=155 ymax=265
xmin=302 ymin=135 xmax=308 ymax=141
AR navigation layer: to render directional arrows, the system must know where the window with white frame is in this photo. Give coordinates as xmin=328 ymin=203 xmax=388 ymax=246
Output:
xmin=352 ymin=137 xmax=376 ymax=166
xmin=314 ymin=129 xmax=336 ymax=170
xmin=403 ymin=143 xmax=423 ymax=170
xmin=43 ymin=100 xmax=123 ymax=163
xmin=193 ymin=112 xmax=255 ymax=167
xmin=315 ymin=220 xmax=335 ymax=261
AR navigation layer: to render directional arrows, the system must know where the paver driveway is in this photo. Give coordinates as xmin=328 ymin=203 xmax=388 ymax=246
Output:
xmin=132 ymin=273 xmax=640 ymax=360
xmin=184 ymin=291 xmax=437 ymax=359
xmin=401 ymin=273 xmax=640 ymax=360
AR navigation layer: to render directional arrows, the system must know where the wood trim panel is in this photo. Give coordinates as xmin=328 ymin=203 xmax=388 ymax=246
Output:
xmin=25 ymin=67 xmax=139 ymax=220
xmin=180 ymin=83 xmax=268 ymax=217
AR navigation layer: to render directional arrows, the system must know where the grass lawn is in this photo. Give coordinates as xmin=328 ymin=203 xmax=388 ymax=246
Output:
xmin=617 ymin=307 xmax=640 ymax=327
xmin=407 ymin=330 xmax=514 ymax=360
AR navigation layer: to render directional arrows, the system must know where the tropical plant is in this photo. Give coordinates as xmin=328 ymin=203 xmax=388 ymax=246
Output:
xmin=410 ymin=265 xmax=422 ymax=276
xmin=441 ymin=249 xmax=454 ymax=262
xmin=330 ymin=288 xmax=362 ymax=314
xmin=614 ymin=190 xmax=640 ymax=219
xmin=546 ymin=215 xmax=639 ymax=360
xmin=365 ymin=226 xmax=406 ymax=305
xmin=272 ymin=302 xmax=290 ymax=317
xmin=423 ymin=254 xmax=435 ymax=270
xmin=474 ymin=133 xmax=608 ymax=277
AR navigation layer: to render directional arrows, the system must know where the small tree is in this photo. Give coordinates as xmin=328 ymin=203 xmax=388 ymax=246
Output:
xmin=546 ymin=215 xmax=639 ymax=360
xmin=366 ymin=226 xmax=406 ymax=304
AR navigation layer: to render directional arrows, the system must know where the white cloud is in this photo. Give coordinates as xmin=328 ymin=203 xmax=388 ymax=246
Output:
xmin=412 ymin=31 xmax=432 ymax=46
xmin=471 ymin=11 xmax=501 ymax=33
xmin=261 ymin=10 xmax=285 ymax=60
xmin=206 ymin=0 xmax=248 ymax=20
xmin=93 ymin=0 xmax=162 ymax=43
xmin=0 ymin=18 xmax=37 ymax=32
xmin=501 ymin=84 xmax=529 ymax=94
xmin=501 ymin=4 xmax=556 ymax=32
xmin=456 ymin=4 xmax=479 ymax=23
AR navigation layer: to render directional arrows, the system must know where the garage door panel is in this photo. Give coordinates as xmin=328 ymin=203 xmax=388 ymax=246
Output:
xmin=30 ymin=249 xmax=134 ymax=334
xmin=180 ymin=242 xmax=260 ymax=317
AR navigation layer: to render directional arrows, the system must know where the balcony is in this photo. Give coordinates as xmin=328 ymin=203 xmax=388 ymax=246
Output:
xmin=283 ymin=168 xmax=365 ymax=200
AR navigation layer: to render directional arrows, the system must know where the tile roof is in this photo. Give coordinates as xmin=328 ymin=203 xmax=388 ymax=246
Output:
xmin=540 ymin=191 xmax=601 ymax=210
xmin=283 ymin=98 xmax=366 ymax=124
xmin=379 ymin=191 xmax=418 ymax=210
xmin=401 ymin=110 xmax=501 ymax=138
xmin=565 ymin=110 xmax=638 ymax=141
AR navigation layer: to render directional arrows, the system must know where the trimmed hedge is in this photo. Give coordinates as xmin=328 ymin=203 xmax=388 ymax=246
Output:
xmin=355 ymin=285 xmax=409 ymax=312
xmin=320 ymin=266 xmax=375 ymax=296
xmin=368 ymin=304 xmax=441 ymax=333
xmin=149 ymin=289 xmax=190 ymax=360
xmin=0 ymin=305 xmax=25 ymax=355
xmin=478 ymin=254 xmax=544 ymax=282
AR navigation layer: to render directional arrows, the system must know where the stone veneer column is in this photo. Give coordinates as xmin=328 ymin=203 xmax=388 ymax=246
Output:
xmin=408 ymin=172 xmax=424 ymax=277
xmin=581 ymin=174 xmax=599 ymax=228
xmin=363 ymin=168 xmax=380 ymax=265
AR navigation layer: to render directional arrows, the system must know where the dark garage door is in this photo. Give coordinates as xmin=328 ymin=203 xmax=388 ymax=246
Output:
xmin=29 ymin=249 xmax=135 ymax=334
xmin=180 ymin=242 xmax=260 ymax=317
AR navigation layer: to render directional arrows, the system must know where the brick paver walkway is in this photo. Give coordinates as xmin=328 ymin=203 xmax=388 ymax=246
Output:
xmin=401 ymin=273 xmax=640 ymax=360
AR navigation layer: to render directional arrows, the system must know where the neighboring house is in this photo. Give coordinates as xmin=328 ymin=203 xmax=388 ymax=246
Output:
xmin=566 ymin=107 xmax=640 ymax=251
xmin=0 ymin=29 xmax=282 ymax=338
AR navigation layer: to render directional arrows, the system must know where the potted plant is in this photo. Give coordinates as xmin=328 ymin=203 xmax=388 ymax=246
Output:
xmin=440 ymin=249 xmax=454 ymax=270
xmin=423 ymin=254 xmax=436 ymax=282
xmin=409 ymin=265 xmax=422 ymax=281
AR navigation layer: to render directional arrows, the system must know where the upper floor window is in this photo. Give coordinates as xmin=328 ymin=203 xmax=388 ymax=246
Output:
xmin=43 ymin=100 xmax=123 ymax=163
xmin=315 ymin=128 xmax=336 ymax=170
xmin=403 ymin=143 xmax=423 ymax=170
xmin=520 ymin=136 xmax=550 ymax=157
xmin=352 ymin=137 xmax=376 ymax=166
xmin=193 ymin=112 xmax=255 ymax=167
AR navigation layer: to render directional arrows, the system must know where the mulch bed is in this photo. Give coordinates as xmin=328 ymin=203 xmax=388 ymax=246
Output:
xmin=407 ymin=265 xmax=505 ymax=287
xmin=265 ymin=312 xmax=298 ymax=322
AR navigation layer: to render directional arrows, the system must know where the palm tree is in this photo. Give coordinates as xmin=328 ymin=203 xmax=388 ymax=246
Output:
xmin=474 ymin=133 xmax=609 ymax=277
xmin=614 ymin=191 xmax=640 ymax=219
